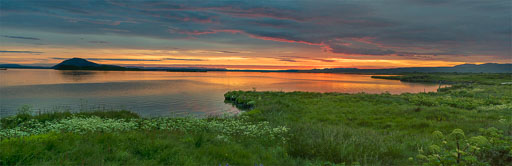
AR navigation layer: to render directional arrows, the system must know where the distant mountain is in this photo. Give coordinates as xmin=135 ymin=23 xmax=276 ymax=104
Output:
xmin=54 ymin=58 xmax=100 ymax=68
xmin=305 ymin=63 xmax=512 ymax=73
xmin=52 ymin=58 xmax=142 ymax=71
xmin=0 ymin=64 xmax=50 ymax=69
xmin=3 ymin=59 xmax=511 ymax=73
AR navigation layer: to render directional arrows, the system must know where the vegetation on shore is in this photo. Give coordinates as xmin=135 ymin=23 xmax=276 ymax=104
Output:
xmin=371 ymin=73 xmax=512 ymax=85
xmin=1 ymin=73 xmax=511 ymax=165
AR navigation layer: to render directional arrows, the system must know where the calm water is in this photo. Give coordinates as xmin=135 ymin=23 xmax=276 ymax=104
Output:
xmin=0 ymin=69 xmax=442 ymax=117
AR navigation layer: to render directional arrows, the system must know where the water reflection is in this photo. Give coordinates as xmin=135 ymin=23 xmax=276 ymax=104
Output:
xmin=0 ymin=69 xmax=444 ymax=117
xmin=59 ymin=70 xmax=97 ymax=82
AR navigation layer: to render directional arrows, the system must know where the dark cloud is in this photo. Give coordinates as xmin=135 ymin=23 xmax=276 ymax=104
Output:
xmin=2 ymin=35 xmax=41 ymax=40
xmin=272 ymin=56 xmax=302 ymax=62
xmin=216 ymin=50 xmax=239 ymax=53
xmin=88 ymin=41 xmax=109 ymax=44
xmin=327 ymin=45 xmax=396 ymax=55
xmin=277 ymin=58 xmax=298 ymax=62
xmin=0 ymin=0 xmax=510 ymax=60
xmin=409 ymin=0 xmax=451 ymax=5
xmin=0 ymin=50 xmax=43 ymax=54
xmin=273 ymin=56 xmax=335 ymax=63
xmin=312 ymin=58 xmax=335 ymax=63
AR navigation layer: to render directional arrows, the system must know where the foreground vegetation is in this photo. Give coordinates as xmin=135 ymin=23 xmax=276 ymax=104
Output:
xmin=1 ymin=110 xmax=293 ymax=165
xmin=1 ymin=73 xmax=511 ymax=165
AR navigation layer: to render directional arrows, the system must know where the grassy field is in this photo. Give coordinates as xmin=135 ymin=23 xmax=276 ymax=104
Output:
xmin=1 ymin=73 xmax=511 ymax=165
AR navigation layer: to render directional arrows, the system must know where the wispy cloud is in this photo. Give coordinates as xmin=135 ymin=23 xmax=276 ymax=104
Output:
xmin=0 ymin=50 xmax=43 ymax=54
xmin=164 ymin=58 xmax=205 ymax=61
xmin=277 ymin=58 xmax=298 ymax=62
xmin=274 ymin=56 xmax=335 ymax=63
xmin=312 ymin=58 xmax=335 ymax=62
xmin=2 ymin=35 xmax=41 ymax=40
xmin=87 ymin=58 xmax=160 ymax=61
xmin=88 ymin=41 xmax=109 ymax=44
xmin=216 ymin=50 xmax=239 ymax=54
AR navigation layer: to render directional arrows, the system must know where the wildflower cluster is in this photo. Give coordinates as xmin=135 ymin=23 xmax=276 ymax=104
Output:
xmin=0 ymin=116 xmax=289 ymax=143
xmin=139 ymin=117 xmax=288 ymax=142
xmin=0 ymin=116 xmax=138 ymax=137
xmin=477 ymin=103 xmax=512 ymax=112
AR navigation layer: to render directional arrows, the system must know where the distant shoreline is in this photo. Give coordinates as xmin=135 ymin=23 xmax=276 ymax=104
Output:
xmin=2 ymin=67 xmax=512 ymax=74
xmin=1 ymin=62 xmax=511 ymax=74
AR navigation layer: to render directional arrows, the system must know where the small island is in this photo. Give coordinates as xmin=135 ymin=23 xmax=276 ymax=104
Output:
xmin=52 ymin=58 xmax=143 ymax=71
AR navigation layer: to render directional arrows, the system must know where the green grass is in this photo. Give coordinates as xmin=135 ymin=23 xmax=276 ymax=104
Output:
xmin=2 ymin=131 xmax=294 ymax=165
xmin=1 ymin=73 xmax=511 ymax=165
xmin=1 ymin=111 xmax=298 ymax=165
xmin=371 ymin=73 xmax=512 ymax=85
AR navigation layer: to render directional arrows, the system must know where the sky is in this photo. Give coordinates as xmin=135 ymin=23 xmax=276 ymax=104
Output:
xmin=0 ymin=0 xmax=510 ymax=70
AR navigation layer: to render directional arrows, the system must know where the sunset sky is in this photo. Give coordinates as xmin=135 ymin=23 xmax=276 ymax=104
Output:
xmin=0 ymin=0 xmax=510 ymax=70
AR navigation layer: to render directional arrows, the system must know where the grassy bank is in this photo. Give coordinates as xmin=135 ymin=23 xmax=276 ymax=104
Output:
xmin=1 ymin=73 xmax=511 ymax=165
xmin=371 ymin=73 xmax=512 ymax=85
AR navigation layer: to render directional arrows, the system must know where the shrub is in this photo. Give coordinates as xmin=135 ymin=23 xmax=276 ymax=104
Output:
xmin=415 ymin=128 xmax=512 ymax=165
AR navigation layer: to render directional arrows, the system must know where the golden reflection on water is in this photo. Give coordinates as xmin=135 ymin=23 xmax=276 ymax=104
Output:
xmin=0 ymin=69 xmax=445 ymax=117
xmin=0 ymin=69 xmax=443 ymax=94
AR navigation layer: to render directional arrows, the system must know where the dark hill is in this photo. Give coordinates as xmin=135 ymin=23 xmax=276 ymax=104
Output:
xmin=53 ymin=58 xmax=100 ymax=68
xmin=52 ymin=58 xmax=141 ymax=71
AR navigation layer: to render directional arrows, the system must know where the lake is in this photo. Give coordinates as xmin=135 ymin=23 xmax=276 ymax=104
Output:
xmin=0 ymin=69 xmax=443 ymax=117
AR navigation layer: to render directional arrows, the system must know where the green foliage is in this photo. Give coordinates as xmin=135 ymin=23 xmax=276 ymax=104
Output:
xmin=17 ymin=105 xmax=33 ymax=115
xmin=415 ymin=128 xmax=512 ymax=165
